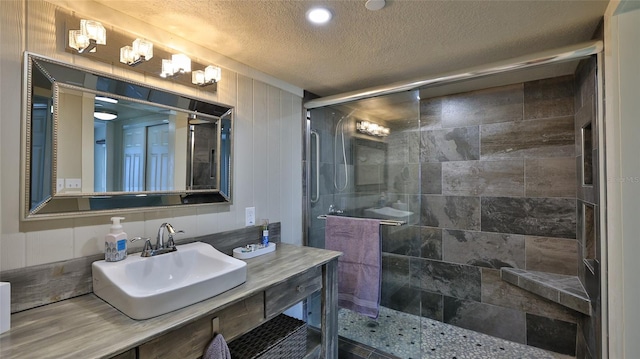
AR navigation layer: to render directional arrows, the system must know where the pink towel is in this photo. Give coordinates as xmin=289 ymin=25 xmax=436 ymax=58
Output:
xmin=203 ymin=333 xmax=231 ymax=359
xmin=325 ymin=215 xmax=381 ymax=318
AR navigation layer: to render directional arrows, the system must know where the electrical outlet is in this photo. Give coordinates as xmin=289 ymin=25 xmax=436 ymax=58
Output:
xmin=56 ymin=179 xmax=65 ymax=192
xmin=65 ymin=178 xmax=81 ymax=190
xmin=245 ymin=207 xmax=255 ymax=226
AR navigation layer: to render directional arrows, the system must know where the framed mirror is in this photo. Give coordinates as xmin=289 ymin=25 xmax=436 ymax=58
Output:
xmin=22 ymin=53 xmax=234 ymax=220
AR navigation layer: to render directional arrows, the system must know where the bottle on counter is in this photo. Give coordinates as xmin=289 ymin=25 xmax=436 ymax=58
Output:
xmin=105 ymin=217 xmax=127 ymax=262
xmin=261 ymin=219 xmax=269 ymax=246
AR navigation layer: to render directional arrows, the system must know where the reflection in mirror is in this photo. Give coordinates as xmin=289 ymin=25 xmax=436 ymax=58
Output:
xmin=23 ymin=53 xmax=234 ymax=220
xmin=56 ymin=84 xmax=189 ymax=193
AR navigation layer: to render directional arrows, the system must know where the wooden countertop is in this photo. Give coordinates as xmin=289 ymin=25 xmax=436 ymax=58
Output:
xmin=0 ymin=243 xmax=341 ymax=359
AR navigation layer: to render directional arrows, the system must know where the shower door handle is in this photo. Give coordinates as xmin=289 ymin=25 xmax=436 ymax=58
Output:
xmin=310 ymin=130 xmax=320 ymax=204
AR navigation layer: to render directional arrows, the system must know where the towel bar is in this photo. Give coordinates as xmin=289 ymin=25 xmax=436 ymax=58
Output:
xmin=317 ymin=215 xmax=405 ymax=226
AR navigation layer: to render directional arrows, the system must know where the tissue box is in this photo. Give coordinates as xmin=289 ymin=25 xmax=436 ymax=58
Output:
xmin=0 ymin=282 xmax=10 ymax=334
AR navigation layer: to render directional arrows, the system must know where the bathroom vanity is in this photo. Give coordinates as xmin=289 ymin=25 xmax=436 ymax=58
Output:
xmin=0 ymin=243 xmax=340 ymax=359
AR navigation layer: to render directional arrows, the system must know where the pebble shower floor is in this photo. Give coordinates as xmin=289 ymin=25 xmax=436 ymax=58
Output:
xmin=338 ymin=306 xmax=573 ymax=359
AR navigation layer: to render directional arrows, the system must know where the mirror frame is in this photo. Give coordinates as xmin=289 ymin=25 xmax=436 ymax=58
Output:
xmin=22 ymin=52 xmax=234 ymax=220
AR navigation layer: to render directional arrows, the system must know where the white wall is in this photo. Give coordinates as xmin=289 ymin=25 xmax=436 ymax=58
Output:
xmin=0 ymin=0 xmax=304 ymax=270
xmin=604 ymin=2 xmax=640 ymax=358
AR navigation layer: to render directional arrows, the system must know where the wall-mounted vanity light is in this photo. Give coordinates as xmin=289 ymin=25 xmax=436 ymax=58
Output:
xmin=120 ymin=38 xmax=154 ymax=66
xmin=192 ymin=65 xmax=222 ymax=86
xmin=160 ymin=53 xmax=191 ymax=78
xmin=68 ymin=19 xmax=106 ymax=54
xmin=357 ymin=120 xmax=390 ymax=137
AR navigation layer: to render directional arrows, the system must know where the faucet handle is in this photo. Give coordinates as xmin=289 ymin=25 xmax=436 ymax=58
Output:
xmin=131 ymin=237 xmax=153 ymax=257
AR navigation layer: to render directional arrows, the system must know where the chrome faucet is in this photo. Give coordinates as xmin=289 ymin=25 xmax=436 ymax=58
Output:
xmin=131 ymin=223 xmax=184 ymax=257
xmin=156 ymin=222 xmax=184 ymax=254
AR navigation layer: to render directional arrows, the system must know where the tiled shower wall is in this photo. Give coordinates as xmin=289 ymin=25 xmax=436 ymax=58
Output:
xmin=574 ymin=57 xmax=601 ymax=359
xmin=383 ymin=76 xmax=582 ymax=355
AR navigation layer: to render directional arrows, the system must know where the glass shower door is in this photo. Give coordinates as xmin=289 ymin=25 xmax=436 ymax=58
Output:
xmin=305 ymin=91 xmax=423 ymax=358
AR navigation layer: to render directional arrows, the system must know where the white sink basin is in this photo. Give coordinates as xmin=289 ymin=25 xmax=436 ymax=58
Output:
xmin=92 ymin=242 xmax=247 ymax=320
xmin=364 ymin=206 xmax=413 ymax=219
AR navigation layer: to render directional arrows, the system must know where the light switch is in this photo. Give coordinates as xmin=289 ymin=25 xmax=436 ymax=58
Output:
xmin=65 ymin=178 xmax=81 ymax=189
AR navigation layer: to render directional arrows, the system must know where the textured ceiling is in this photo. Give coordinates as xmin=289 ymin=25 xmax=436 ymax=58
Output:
xmin=93 ymin=0 xmax=608 ymax=97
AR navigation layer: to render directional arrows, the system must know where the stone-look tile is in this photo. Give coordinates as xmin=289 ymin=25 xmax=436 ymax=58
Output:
xmin=518 ymin=275 xmax=561 ymax=303
xmin=559 ymin=290 xmax=591 ymax=317
xmin=574 ymin=57 xmax=597 ymax=117
xmin=422 ymin=195 xmax=481 ymax=231
xmin=500 ymin=267 xmax=520 ymax=284
xmin=382 ymin=225 xmax=420 ymax=257
xmin=420 ymin=126 xmax=480 ymax=163
xmin=420 ymin=162 xmax=442 ymax=194
xmin=381 ymin=284 xmax=443 ymax=321
xmin=381 ymin=253 xmax=411 ymax=296
xmin=583 ymin=202 xmax=597 ymax=260
xmin=441 ymin=83 xmax=524 ymax=128
xmin=410 ymin=258 xmax=482 ymax=301
xmin=525 ymin=236 xmax=579 ymax=275
xmin=420 ymin=226 xmax=442 ymax=260
xmin=381 ymin=284 xmax=417 ymax=316
xmin=388 ymin=163 xmax=419 ymax=195
xmin=443 ymin=229 xmax=525 ymax=269
xmin=442 ymin=160 xmax=524 ymax=196
xmin=481 ymin=268 xmax=577 ymax=323
xmin=481 ymin=197 xmax=577 ymax=239
xmin=575 ymin=94 xmax=597 ymax=156
xmin=576 ymin=152 xmax=598 ymax=204
xmin=480 ymin=116 xmax=575 ymax=159
xmin=420 ymin=97 xmax=442 ymax=130
xmin=420 ymin=290 xmax=444 ymax=321
xmin=524 ymin=75 xmax=575 ymax=120
xmin=387 ymin=130 xmax=420 ymax=165
xmin=526 ymin=313 xmax=577 ymax=356
xmin=579 ymin=290 xmax=602 ymax=359
xmin=318 ymin=163 xmax=336 ymax=196
xmin=421 ymin=195 xmax=480 ymax=230
xmin=443 ymin=296 xmax=526 ymax=344
xmin=500 ymin=268 xmax=590 ymax=315
xmin=525 ymin=157 xmax=577 ymax=198
xmin=583 ymin=260 xmax=600 ymax=308
xmin=576 ymin=324 xmax=592 ymax=359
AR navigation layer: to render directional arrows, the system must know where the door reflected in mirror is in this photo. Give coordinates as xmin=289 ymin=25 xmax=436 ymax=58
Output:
xmin=56 ymin=85 xmax=190 ymax=194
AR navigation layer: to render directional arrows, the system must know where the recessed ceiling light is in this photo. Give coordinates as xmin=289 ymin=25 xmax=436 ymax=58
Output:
xmin=306 ymin=7 xmax=332 ymax=24
xmin=94 ymin=110 xmax=118 ymax=121
xmin=365 ymin=0 xmax=385 ymax=11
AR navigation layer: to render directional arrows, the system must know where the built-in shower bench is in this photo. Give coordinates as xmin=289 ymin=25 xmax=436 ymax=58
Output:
xmin=500 ymin=268 xmax=591 ymax=316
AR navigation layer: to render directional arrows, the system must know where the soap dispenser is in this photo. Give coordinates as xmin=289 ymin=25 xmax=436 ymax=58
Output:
xmin=105 ymin=217 xmax=127 ymax=262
